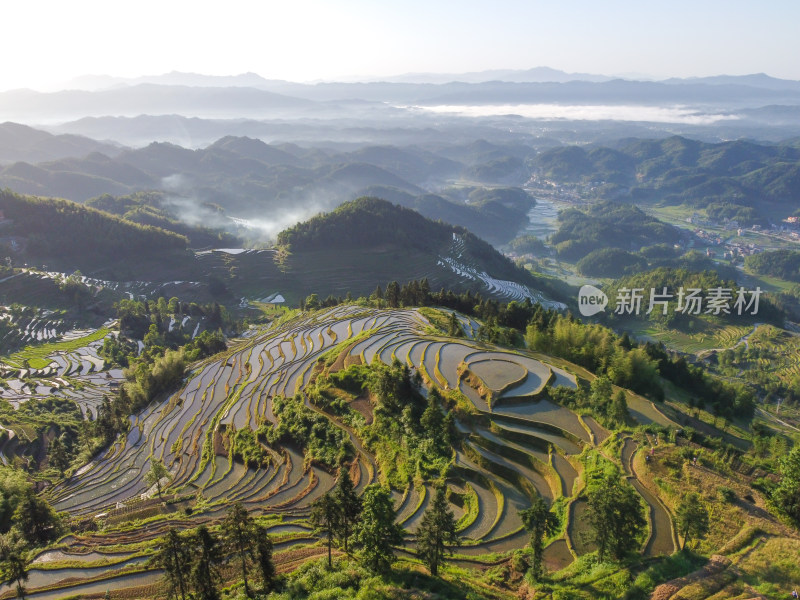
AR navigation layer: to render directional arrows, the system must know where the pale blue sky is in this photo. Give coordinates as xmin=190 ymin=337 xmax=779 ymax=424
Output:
xmin=3 ymin=0 xmax=798 ymax=89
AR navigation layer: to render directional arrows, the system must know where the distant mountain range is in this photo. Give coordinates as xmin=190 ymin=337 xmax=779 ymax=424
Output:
xmin=55 ymin=68 xmax=800 ymax=89
xmin=0 ymin=123 xmax=539 ymax=245
xmin=3 ymin=72 xmax=800 ymax=126
xmin=0 ymin=121 xmax=122 ymax=163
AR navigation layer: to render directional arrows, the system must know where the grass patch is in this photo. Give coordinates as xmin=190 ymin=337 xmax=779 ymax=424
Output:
xmin=453 ymin=483 xmax=480 ymax=532
xmin=625 ymin=551 xmax=708 ymax=599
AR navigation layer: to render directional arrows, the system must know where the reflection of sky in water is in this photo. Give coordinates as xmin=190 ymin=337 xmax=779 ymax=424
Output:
xmin=412 ymin=103 xmax=739 ymax=125
xmin=526 ymin=198 xmax=560 ymax=239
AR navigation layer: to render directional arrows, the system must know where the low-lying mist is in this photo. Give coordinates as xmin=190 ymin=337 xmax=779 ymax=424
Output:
xmin=160 ymin=175 xmax=348 ymax=246
xmin=412 ymin=103 xmax=740 ymax=125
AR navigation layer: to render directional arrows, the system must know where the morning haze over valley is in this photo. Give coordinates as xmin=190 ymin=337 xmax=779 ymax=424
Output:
xmin=0 ymin=2 xmax=798 ymax=599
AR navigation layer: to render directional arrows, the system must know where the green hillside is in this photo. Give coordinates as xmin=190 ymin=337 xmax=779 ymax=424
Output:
xmin=0 ymin=189 xmax=195 ymax=275
xmin=533 ymin=136 xmax=800 ymax=224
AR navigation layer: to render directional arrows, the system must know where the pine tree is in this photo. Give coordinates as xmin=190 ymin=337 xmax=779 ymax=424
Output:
xmin=420 ymin=278 xmax=431 ymax=303
xmin=590 ymin=376 xmax=613 ymax=411
xmin=354 ymin=484 xmax=404 ymax=573
xmin=0 ymin=532 xmax=29 ymax=600
xmin=332 ymin=468 xmax=361 ymax=554
xmin=416 ymin=485 xmax=460 ymax=576
xmin=608 ymin=390 xmax=629 ymax=425
xmin=254 ymin=525 xmax=276 ymax=592
xmin=48 ymin=435 xmax=69 ymax=477
xmin=310 ymin=493 xmax=339 ymax=569
xmin=13 ymin=489 xmax=60 ymax=545
xmin=420 ymin=394 xmax=444 ymax=442
xmin=155 ymin=529 xmax=192 ymax=600
xmin=221 ymin=502 xmax=256 ymax=598
xmin=520 ymin=495 xmax=559 ymax=580
xmin=585 ymin=473 xmax=646 ymax=561
xmin=447 ymin=312 xmax=462 ymax=337
xmin=676 ymin=493 xmax=709 ymax=550
xmin=190 ymin=525 xmax=222 ymax=600
xmin=385 ymin=281 xmax=400 ymax=308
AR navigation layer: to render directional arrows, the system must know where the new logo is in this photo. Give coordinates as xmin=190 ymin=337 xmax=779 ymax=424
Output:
xmin=578 ymin=285 xmax=608 ymax=316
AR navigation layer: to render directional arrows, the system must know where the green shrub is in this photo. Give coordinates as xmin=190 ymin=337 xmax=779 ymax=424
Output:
xmin=266 ymin=395 xmax=354 ymax=468
xmin=718 ymin=486 xmax=737 ymax=503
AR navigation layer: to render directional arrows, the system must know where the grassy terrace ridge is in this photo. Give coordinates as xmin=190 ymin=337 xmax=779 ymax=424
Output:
xmin=1 ymin=326 xmax=113 ymax=369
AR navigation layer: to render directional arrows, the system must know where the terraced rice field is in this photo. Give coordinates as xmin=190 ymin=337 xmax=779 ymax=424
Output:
xmin=437 ymin=234 xmax=566 ymax=307
xmin=0 ymin=306 xmax=68 ymax=350
xmin=23 ymin=306 xmax=684 ymax=596
xmin=0 ymin=323 xmax=124 ymax=430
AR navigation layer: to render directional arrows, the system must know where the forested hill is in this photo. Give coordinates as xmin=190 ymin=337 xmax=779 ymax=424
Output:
xmin=0 ymin=190 xmax=189 ymax=264
xmin=533 ymin=136 xmax=800 ymax=224
xmin=278 ymin=196 xmax=546 ymax=289
xmin=278 ymin=196 xmax=457 ymax=252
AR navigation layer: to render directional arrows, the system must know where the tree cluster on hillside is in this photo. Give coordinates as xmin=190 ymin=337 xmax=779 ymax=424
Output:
xmin=309 ymin=355 xmax=456 ymax=485
xmin=508 ymin=234 xmax=548 ymax=256
xmin=0 ymin=468 xmax=61 ymax=546
xmin=228 ymin=427 xmax=270 ymax=469
xmin=361 ymin=185 xmax=537 ymax=246
xmin=605 ymin=267 xmax=783 ymax=329
xmin=154 ymin=502 xmax=275 ymax=599
xmin=549 ymin=201 xmax=683 ymax=261
xmin=584 ymin=471 xmax=647 ymax=561
xmin=0 ymin=530 xmax=29 ymax=600
xmin=0 ymin=189 xmax=188 ymax=261
xmin=310 ymin=470 xmax=459 ymax=580
xmin=526 ymin=310 xmax=663 ymax=400
xmin=0 ymin=467 xmax=62 ymax=596
xmin=278 ymin=197 xmax=452 ymax=253
xmin=525 ymin=305 xmax=757 ymax=419
xmin=771 ymin=445 xmax=800 ymax=529
xmin=309 ymin=469 xmax=362 ymax=567
xmin=304 ymin=277 xmax=760 ymax=419
xmin=576 ymin=247 xmax=648 ymax=278
xmin=706 ymin=202 xmax=766 ymax=228
xmin=265 ymin=395 xmax=354 ymax=469
xmin=86 ymin=191 xmax=240 ymax=248
xmin=112 ymin=296 xmax=234 ymax=345
xmin=549 ymin=377 xmax=630 ymax=428
xmin=0 ymin=397 xmax=85 ymax=474
xmin=746 ymin=249 xmax=800 ymax=283
xmin=343 ymin=360 xmax=455 ymax=486
xmin=643 ymin=342 xmax=756 ymax=419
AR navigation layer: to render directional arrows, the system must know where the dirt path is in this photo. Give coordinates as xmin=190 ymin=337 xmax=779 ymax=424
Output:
xmin=756 ymin=406 xmax=800 ymax=432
